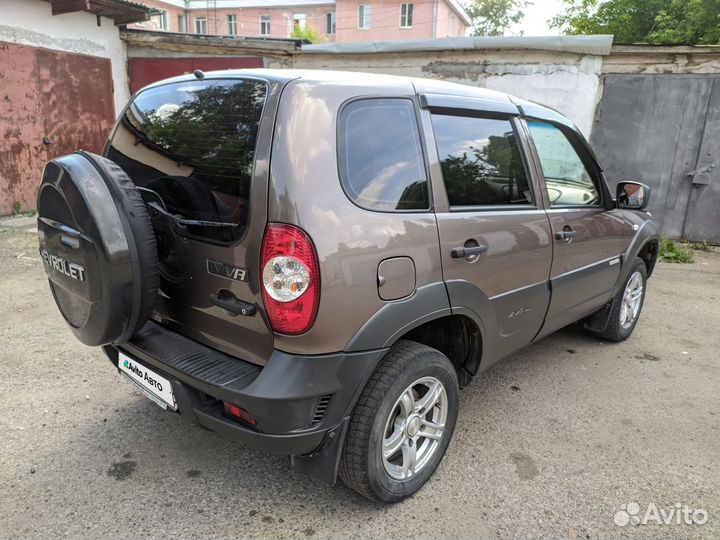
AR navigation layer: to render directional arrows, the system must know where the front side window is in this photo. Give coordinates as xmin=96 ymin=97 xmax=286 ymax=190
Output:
xmin=358 ymin=5 xmax=372 ymax=29
xmin=260 ymin=15 xmax=271 ymax=36
xmin=326 ymin=11 xmax=336 ymax=34
xmin=527 ymin=121 xmax=600 ymax=206
xmin=431 ymin=114 xmax=532 ymax=207
xmin=400 ymin=3 xmax=413 ymax=28
xmin=194 ymin=17 xmax=206 ymax=34
xmin=106 ymin=79 xmax=267 ymax=243
xmin=338 ymin=99 xmax=428 ymax=211
xmin=227 ymin=14 xmax=237 ymax=35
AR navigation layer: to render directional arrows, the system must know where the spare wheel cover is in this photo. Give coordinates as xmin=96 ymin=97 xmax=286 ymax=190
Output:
xmin=36 ymin=151 xmax=158 ymax=346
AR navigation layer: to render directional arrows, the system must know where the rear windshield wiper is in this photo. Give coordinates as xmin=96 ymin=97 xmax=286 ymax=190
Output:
xmin=147 ymin=202 xmax=239 ymax=228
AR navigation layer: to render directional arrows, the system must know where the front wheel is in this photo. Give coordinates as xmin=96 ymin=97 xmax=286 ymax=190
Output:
xmin=590 ymin=257 xmax=648 ymax=342
xmin=339 ymin=340 xmax=459 ymax=503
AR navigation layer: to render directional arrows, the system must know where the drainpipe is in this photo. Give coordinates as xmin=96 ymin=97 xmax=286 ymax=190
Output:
xmin=432 ymin=0 xmax=438 ymax=38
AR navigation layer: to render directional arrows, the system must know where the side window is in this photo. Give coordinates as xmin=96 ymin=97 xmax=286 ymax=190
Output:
xmin=338 ymin=98 xmax=429 ymax=211
xmin=527 ymin=121 xmax=600 ymax=206
xmin=431 ymin=114 xmax=532 ymax=207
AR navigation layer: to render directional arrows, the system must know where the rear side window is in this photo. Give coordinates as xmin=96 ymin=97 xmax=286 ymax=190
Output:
xmin=106 ymin=78 xmax=267 ymax=242
xmin=338 ymin=98 xmax=429 ymax=211
xmin=431 ymin=114 xmax=532 ymax=207
xmin=527 ymin=121 xmax=600 ymax=206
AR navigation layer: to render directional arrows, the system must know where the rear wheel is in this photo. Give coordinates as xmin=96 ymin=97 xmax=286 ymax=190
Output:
xmin=589 ymin=257 xmax=647 ymax=342
xmin=339 ymin=340 xmax=459 ymax=503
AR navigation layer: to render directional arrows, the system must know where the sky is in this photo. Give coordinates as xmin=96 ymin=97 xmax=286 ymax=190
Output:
xmin=510 ymin=0 xmax=566 ymax=36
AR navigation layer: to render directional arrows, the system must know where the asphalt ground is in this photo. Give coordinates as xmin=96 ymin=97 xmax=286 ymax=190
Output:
xmin=1 ymin=221 xmax=719 ymax=539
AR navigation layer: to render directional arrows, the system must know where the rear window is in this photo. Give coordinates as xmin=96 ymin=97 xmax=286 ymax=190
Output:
xmin=106 ymin=78 xmax=267 ymax=242
xmin=338 ymin=98 xmax=429 ymax=211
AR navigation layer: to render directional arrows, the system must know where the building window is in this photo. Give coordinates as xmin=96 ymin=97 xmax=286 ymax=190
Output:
xmin=400 ymin=3 xmax=413 ymax=28
xmin=194 ymin=17 xmax=207 ymax=34
xmin=152 ymin=11 xmax=168 ymax=31
xmin=293 ymin=13 xmax=306 ymax=31
xmin=260 ymin=15 xmax=271 ymax=36
xmin=227 ymin=14 xmax=237 ymax=35
xmin=178 ymin=14 xmax=187 ymax=33
xmin=358 ymin=5 xmax=371 ymax=29
xmin=326 ymin=11 xmax=336 ymax=35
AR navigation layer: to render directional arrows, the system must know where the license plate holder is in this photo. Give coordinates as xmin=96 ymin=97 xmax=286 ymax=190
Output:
xmin=118 ymin=352 xmax=177 ymax=411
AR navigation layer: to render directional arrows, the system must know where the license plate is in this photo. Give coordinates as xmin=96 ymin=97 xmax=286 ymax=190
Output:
xmin=118 ymin=352 xmax=177 ymax=410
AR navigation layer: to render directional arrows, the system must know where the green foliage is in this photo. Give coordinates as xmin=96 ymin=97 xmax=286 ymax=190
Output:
xmin=690 ymin=240 xmax=712 ymax=252
xmin=10 ymin=201 xmax=35 ymax=217
xmin=550 ymin=0 xmax=720 ymax=44
xmin=291 ymin=24 xmax=326 ymax=43
xmin=659 ymin=238 xmax=695 ymax=263
xmin=465 ymin=0 xmax=528 ymax=36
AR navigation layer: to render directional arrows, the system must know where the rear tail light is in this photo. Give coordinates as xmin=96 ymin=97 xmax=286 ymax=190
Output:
xmin=261 ymin=223 xmax=320 ymax=335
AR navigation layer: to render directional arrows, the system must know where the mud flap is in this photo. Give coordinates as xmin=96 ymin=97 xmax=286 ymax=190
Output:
xmin=290 ymin=416 xmax=350 ymax=486
xmin=583 ymin=300 xmax=615 ymax=333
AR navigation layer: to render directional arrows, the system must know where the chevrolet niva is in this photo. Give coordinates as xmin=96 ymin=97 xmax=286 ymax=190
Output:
xmin=37 ymin=69 xmax=658 ymax=502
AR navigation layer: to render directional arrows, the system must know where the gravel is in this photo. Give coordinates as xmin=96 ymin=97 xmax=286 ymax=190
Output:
xmin=1 ymin=227 xmax=719 ymax=539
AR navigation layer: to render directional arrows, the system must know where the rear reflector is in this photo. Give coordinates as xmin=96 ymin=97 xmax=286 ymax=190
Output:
xmin=223 ymin=402 xmax=257 ymax=426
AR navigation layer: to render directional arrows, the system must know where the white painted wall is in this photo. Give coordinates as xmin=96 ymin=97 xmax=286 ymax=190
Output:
xmin=296 ymin=49 xmax=605 ymax=137
xmin=0 ymin=0 xmax=129 ymax=115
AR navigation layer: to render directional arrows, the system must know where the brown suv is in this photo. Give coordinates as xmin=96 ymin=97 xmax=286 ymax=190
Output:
xmin=36 ymin=69 xmax=658 ymax=502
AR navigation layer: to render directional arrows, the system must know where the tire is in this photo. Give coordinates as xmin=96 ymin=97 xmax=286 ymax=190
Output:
xmin=339 ymin=340 xmax=459 ymax=503
xmin=37 ymin=151 xmax=158 ymax=346
xmin=589 ymin=257 xmax=647 ymax=342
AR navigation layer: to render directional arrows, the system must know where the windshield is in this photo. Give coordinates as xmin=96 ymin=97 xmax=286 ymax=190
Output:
xmin=106 ymin=78 xmax=267 ymax=243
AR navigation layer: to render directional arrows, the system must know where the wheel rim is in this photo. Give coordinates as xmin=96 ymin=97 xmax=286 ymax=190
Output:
xmin=620 ymin=270 xmax=644 ymax=329
xmin=382 ymin=376 xmax=448 ymax=481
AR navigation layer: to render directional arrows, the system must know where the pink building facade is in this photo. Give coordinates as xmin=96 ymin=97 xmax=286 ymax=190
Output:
xmin=129 ymin=0 xmax=470 ymax=42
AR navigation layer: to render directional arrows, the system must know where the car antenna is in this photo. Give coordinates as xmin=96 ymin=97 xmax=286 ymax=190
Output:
xmin=193 ymin=69 xmax=205 ymax=80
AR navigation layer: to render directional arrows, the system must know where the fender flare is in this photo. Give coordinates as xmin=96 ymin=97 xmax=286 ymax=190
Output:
xmin=614 ymin=218 xmax=659 ymax=295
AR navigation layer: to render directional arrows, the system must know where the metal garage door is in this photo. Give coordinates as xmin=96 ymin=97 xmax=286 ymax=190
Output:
xmin=0 ymin=41 xmax=115 ymax=214
xmin=128 ymin=57 xmax=264 ymax=94
xmin=591 ymin=74 xmax=720 ymax=244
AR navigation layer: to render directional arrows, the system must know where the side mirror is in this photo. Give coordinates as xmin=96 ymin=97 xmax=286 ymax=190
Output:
xmin=616 ymin=181 xmax=650 ymax=211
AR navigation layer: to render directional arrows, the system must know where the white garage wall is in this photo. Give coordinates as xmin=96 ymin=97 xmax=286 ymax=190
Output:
xmin=0 ymin=0 xmax=130 ymax=115
xmin=298 ymin=38 xmax=613 ymax=137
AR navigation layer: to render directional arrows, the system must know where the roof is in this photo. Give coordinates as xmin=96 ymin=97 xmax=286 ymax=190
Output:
xmin=44 ymin=0 xmax=158 ymax=25
xmin=446 ymin=0 xmax=471 ymax=26
xmin=304 ymin=35 xmax=615 ymax=55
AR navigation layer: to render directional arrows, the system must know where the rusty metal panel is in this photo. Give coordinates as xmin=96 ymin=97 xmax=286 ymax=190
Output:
xmin=128 ymin=57 xmax=264 ymax=94
xmin=0 ymin=41 xmax=45 ymax=214
xmin=35 ymin=47 xmax=115 ymax=161
xmin=0 ymin=41 xmax=115 ymax=214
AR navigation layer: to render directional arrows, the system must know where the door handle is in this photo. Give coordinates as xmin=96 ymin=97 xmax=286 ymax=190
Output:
xmin=554 ymin=230 xmax=577 ymax=241
xmin=210 ymin=290 xmax=256 ymax=316
xmin=451 ymin=245 xmax=488 ymax=258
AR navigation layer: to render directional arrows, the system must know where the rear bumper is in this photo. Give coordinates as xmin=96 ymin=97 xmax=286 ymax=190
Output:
xmin=105 ymin=321 xmax=385 ymax=456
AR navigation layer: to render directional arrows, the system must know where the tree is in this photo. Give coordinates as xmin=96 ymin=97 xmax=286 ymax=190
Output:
xmin=291 ymin=23 xmax=326 ymax=44
xmin=550 ymin=0 xmax=720 ymax=45
xmin=464 ymin=0 xmax=529 ymax=36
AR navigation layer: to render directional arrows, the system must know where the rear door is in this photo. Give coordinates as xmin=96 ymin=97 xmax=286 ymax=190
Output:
xmin=105 ymin=76 xmax=283 ymax=365
xmin=524 ymin=120 xmax=632 ymax=337
xmin=421 ymin=98 xmax=553 ymax=363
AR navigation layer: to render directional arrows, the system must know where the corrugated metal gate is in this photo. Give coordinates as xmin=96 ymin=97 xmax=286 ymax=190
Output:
xmin=591 ymin=74 xmax=720 ymax=244
xmin=0 ymin=41 xmax=115 ymax=214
